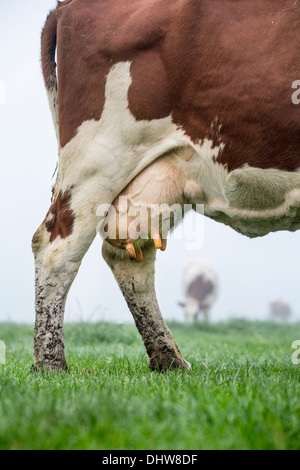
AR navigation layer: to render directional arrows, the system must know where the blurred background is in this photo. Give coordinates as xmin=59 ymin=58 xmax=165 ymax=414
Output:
xmin=0 ymin=0 xmax=299 ymax=325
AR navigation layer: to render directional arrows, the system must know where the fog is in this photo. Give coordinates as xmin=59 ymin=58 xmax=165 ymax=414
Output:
xmin=1 ymin=0 xmax=299 ymax=325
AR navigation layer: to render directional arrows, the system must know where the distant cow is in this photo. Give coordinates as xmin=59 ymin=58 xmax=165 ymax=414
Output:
xmin=32 ymin=0 xmax=299 ymax=373
xmin=269 ymin=300 xmax=291 ymax=324
xmin=180 ymin=261 xmax=218 ymax=323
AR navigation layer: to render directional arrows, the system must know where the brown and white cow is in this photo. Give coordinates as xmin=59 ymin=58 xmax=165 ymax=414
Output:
xmin=269 ymin=299 xmax=292 ymax=324
xmin=180 ymin=261 xmax=218 ymax=323
xmin=32 ymin=0 xmax=300 ymax=372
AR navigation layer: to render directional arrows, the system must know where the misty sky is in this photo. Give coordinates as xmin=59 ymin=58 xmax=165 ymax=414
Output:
xmin=0 ymin=0 xmax=299 ymax=325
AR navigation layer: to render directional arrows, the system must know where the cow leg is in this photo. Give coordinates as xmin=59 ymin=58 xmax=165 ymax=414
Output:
xmin=202 ymin=307 xmax=210 ymax=323
xmin=31 ymin=198 xmax=96 ymax=372
xmin=185 ymin=298 xmax=199 ymax=323
xmin=102 ymin=241 xmax=191 ymax=372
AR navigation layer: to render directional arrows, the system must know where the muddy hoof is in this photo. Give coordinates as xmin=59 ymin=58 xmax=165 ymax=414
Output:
xmin=149 ymin=355 xmax=192 ymax=372
xmin=31 ymin=361 xmax=69 ymax=374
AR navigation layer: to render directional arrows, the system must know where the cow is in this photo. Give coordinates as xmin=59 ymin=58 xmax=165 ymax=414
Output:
xmin=180 ymin=261 xmax=218 ymax=323
xmin=32 ymin=0 xmax=300 ymax=373
xmin=269 ymin=299 xmax=292 ymax=324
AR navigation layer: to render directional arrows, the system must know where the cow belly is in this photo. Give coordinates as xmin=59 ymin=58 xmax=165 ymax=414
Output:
xmin=204 ymin=166 xmax=300 ymax=237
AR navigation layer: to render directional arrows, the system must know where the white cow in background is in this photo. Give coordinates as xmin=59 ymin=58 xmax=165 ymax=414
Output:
xmin=269 ymin=299 xmax=291 ymax=324
xmin=181 ymin=261 xmax=218 ymax=323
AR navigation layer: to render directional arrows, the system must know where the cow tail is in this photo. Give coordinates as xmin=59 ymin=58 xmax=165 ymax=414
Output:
xmin=41 ymin=8 xmax=59 ymax=144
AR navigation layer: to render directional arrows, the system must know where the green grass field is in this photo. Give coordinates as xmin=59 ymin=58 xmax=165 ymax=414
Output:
xmin=0 ymin=320 xmax=299 ymax=450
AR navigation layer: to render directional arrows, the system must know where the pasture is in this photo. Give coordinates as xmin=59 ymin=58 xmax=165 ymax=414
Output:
xmin=0 ymin=320 xmax=299 ymax=450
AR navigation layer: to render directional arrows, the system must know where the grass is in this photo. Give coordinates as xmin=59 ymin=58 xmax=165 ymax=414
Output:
xmin=0 ymin=320 xmax=300 ymax=450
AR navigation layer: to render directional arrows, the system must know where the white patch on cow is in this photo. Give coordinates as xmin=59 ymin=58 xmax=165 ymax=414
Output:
xmin=56 ymin=62 xmax=189 ymax=204
xmin=54 ymin=62 xmax=223 ymax=233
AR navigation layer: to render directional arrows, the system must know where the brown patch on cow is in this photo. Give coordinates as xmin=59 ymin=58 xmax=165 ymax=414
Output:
xmin=188 ymin=276 xmax=214 ymax=304
xmin=50 ymin=0 xmax=299 ymax=172
xmin=46 ymin=191 xmax=74 ymax=242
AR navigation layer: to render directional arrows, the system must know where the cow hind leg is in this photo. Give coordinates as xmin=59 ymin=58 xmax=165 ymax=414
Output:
xmin=31 ymin=196 xmax=96 ymax=372
xmin=102 ymin=241 xmax=191 ymax=372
